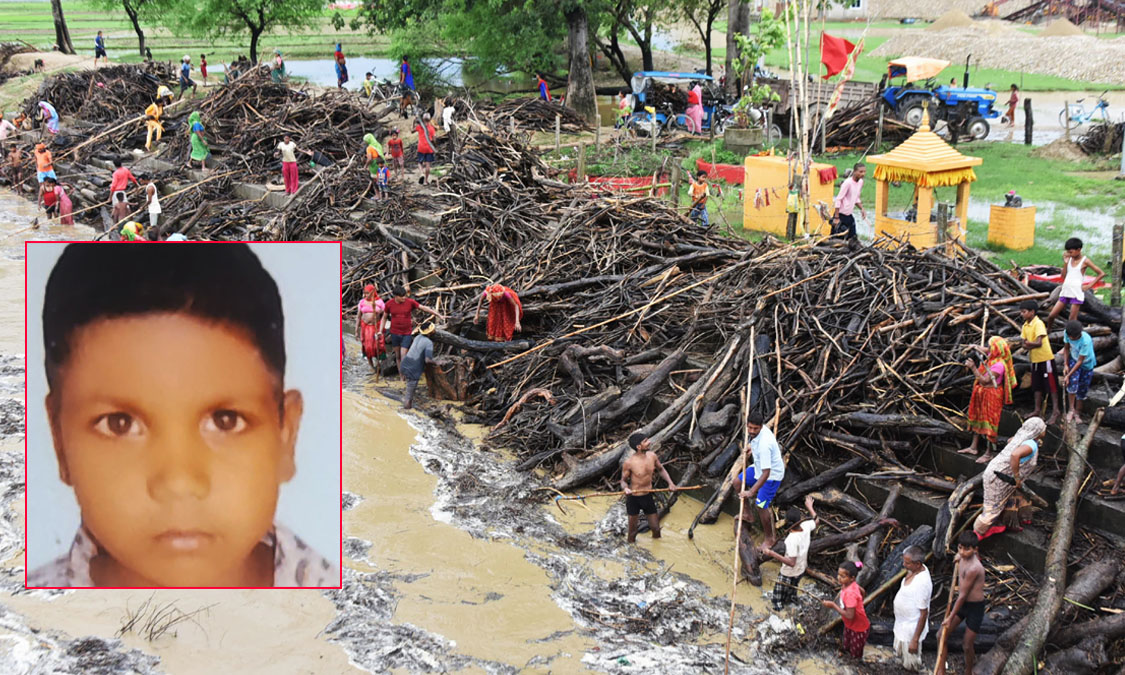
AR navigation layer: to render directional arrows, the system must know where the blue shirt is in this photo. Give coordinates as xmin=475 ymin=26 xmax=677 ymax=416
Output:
xmin=95 ymin=36 xmax=104 ymax=49
xmin=401 ymin=62 xmax=414 ymax=90
xmin=1019 ymin=439 xmax=1038 ymax=465
xmin=1065 ymin=332 xmax=1096 ymax=371
xmin=538 ymin=80 xmax=550 ymax=101
xmin=181 ymin=62 xmax=191 ymax=80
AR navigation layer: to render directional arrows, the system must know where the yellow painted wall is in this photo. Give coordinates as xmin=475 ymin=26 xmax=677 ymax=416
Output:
xmin=742 ymin=155 xmax=836 ymax=236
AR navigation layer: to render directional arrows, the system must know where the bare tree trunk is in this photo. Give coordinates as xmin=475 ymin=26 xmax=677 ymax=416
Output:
xmin=51 ymin=0 xmax=75 ymax=55
xmin=565 ymin=6 xmax=597 ymax=124
xmin=724 ymin=0 xmax=749 ymax=97
xmin=123 ymin=2 xmax=146 ymax=58
xmin=249 ymin=26 xmax=262 ymax=64
xmin=999 ymin=410 xmax=1105 ymax=675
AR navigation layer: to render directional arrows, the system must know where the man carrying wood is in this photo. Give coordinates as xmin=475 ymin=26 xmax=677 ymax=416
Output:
xmin=737 ymin=411 xmax=785 ymax=548
xmin=621 ymin=432 xmax=677 ymax=544
xmin=936 ymin=531 xmax=986 ymax=675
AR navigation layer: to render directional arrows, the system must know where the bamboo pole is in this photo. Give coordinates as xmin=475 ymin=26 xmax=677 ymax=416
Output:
xmin=595 ymin=113 xmax=601 ymax=149
xmin=725 ymin=326 xmax=756 ymax=675
xmin=555 ymin=114 xmax=561 ymax=151
xmin=933 ymin=559 xmax=961 ymax=675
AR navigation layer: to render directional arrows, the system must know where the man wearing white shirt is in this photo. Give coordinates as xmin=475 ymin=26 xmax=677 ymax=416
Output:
xmin=737 ymin=411 xmax=785 ymax=547
xmin=893 ymin=546 xmax=932 ymax=671
xmin=760 ymin=494 xmax=817 ymax=610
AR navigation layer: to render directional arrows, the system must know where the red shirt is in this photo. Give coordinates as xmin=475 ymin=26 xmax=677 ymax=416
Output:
xmin=840 ymin=582 xmax=870 ymax=632
xmin=385 ymin=297 xmax=420 ymax=335
xmin=387 ymin=137 xmax=404 ymax=158
xmin=42 ymin=188 xmax=57 ymax=207
xmin=110 ymin=166 xmax=138 ymax=193
xmin=415 ymin=124 xmax=436 ymax=154
xmin=687 ymin=89 xmax=701 ymax=105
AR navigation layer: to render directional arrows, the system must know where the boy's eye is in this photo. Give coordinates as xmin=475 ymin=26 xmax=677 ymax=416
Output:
xmin=93 ymin=413 xmax=143 ymax=438
xmin=203 ymin=410 xmax=247 ymax=434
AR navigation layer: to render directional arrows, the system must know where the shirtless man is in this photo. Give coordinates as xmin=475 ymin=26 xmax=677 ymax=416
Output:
xmin=937 ymin=531 xmax=986 ymax=675
xmin=620 ymin=432 xmax=677 ymax=543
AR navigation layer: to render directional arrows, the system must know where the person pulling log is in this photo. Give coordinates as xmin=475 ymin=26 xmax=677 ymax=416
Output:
xmin=935 ymin=531 xmax=986 ymax=675
xmin=474 ymin=284 xmax=523 ymax=342
xmin=736 ymin=411 xmax=785 ymax=548
xmin=959 ymin=336 xmax=1015 ymax=463
xmin=758 ymin=495 xmax=817 ymax=611
xmin=620 ymin=432 xmax=677 ymax=543
xmin=972 ymin=416 xmax=1046 ymax=540
xmin=144 ymin=87 xmax=174 ymax=152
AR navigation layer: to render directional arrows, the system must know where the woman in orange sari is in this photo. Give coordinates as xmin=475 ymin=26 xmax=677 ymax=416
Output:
xmin=959 ymin=336 xmax=1016 ymax=462
xmin=474 ymin=284 xmax=523 ymax=342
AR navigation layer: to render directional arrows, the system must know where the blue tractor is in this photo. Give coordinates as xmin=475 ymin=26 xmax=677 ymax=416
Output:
xmin=878 ymin=57 xmax=1001 ymax=141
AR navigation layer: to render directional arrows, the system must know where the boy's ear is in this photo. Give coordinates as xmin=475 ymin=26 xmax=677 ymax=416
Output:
xmin=45 ymin=392 xmax=72 ymax=485
xmin=277 ymin=389 xmax=303 ymax=483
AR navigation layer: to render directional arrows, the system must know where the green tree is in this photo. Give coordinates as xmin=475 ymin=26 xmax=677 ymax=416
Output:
xmin=169 ymin=0 xmax=325 ymax=63
xmin=89 ymin=0 xmax=169 ymax=57
xmin=678 ymin=0 xmax=724 ymax=76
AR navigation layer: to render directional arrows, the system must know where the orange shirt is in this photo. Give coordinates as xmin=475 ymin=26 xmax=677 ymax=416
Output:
xmin=690 ymin=179 xmax=708 ymax=205
xmin=35 ymin=149 xmax=52 ymax=173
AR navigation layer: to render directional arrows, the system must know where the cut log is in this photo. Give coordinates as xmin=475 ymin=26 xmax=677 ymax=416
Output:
xmin=820 ymin=429 xmax=912 ymax=452
xmin=974 ymin=556 xmax=1121 ymax=675
xmin=807 ymin=487 xmax=878 ymax=522
xmin=1049 ymin=611 xmax=1125 ymax=649
xmin=998 ymin=409 xmax=1105 ymax=675
xmin=834 ymin=411 xmax=961 ymax=436
xmin=1042 ymin=635 xmax=1106 ymax=675
xmin=559 ymin=387 xmax=621 ymax=426
xmin=809 ymin=518 xmax=899 ymax=555
xmin=932 ymin=473 xmax=983 ymax=562
xmin=857 ymin=485 xmax=900 ymax=589
xmin=774 ymin=456 xmax=867 ymax=505
xmin=432 ymin=329 xmax=533 ymax=352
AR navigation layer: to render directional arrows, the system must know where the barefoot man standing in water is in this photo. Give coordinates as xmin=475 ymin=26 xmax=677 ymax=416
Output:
xmin=621 ymin=432 xmax=677 ymax=543
xmin=936 ymin=531 xmax=986 ymax=675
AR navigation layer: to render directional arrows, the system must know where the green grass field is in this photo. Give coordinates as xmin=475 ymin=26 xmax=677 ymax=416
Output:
xmin=0 ymin=1 xmax=389 ymax=62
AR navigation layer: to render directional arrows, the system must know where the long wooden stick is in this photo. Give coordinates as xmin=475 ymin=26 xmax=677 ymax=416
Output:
xmin=933 ymin=559 xmax=961 ymax=675
xmin=554 ymin=485 xmax=702 ymax=502
xmin=725 ymin=326 xmax=756 ymax=675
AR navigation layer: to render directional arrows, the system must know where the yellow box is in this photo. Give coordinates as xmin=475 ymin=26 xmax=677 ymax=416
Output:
xmin=743 ymin=155 xmax=836 ymax=236
xmin=988 ymin=205 xmax=1036 ymax=251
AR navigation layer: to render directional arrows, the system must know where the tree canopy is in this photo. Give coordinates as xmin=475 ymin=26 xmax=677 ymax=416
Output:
xmin=165 ymin=0 xmax=325 ymax=63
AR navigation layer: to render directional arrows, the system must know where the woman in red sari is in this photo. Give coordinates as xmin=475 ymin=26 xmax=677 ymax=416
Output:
xmin=960 ymin=335 xmax=1016 ymax=462
xmin=355 ymin=284 xmax=386 ymax=377
xmin=474 ymin=284 xmax=523 ymax=342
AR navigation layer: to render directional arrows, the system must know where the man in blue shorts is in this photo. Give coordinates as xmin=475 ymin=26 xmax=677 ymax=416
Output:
xmin=737 ymin=411 xmax=786 ymax=548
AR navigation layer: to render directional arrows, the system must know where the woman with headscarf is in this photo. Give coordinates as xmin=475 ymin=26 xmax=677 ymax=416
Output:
xmin=355 ymin=284 xmax=386 ymax=376
xmin=973 ymin=416 xmax=1046 ymax=540
xmin=686 ymin=82 xmax=704 ymax=134
xmin=363 ymin=132 xmax=383 ymax=187
xmin=186 ymin=111 xmax=210 ymax=171
xmin=272 ymin=49 xmax=286 ymax=83
xmin=474 ymin=284 xmax=523 ymax=342
xmin=959 ymin=335 xmax=1016 ymax=462
xmin=334 ymin=43 xmax=348 ymax=89
xmin=38 ymin=101 xmax=59 ymax=135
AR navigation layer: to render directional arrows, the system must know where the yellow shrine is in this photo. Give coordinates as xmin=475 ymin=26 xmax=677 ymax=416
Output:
xmin=866 ymin=109 xmax=981 ymax=248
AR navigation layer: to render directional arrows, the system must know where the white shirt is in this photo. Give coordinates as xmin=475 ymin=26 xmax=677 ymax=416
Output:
xmin=750 ymin=424 xmax=785 ymax=481
xmin=166 ymin=232 xmax=187 ymax=241
xmin=779 ymin=519 xmax=815 ymax=577
xmin=277 ymin=140 xmax=297 ymax=163
xmin=893 ymin=567 xmax=933 ymax=644
xmin=146 ymin=182 xmax=161 ymax=214
xmin=442 ymin=105 xmax=455 ymax=132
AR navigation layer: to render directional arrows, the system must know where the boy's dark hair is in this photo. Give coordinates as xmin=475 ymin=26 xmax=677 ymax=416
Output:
xmin=628 ymin=432 xmax=647 ymax=450
xmin=1065 ymin=319 xmax=1083 ymax=339
xmin=957 ymin=530 xmax=980 ymax=549
xmin=1019 ymin=299 xmax=1038 ymax=312
xmin=365 ymin=72 xmax=372 ymax=77
xmin=696 ymin=169 xmax=707 ymax=178
xmin=1064 ymin=237 xmax=1083 ymax=251
xmin=839 ymin=560 xmax=860 ymax=578
xmin=393 ymin=284 xmax=406 ymax=297
xmin=747 ymin=410 xmax=764 ymax=425
xmin=853 ymin=162 xmax=865 ymax=171
xmin=1011 ymin=83 xmax=1018 ymax=89
xmin=113 ymin=158 xmax=122 ymax=168
xmin=43 ymin=244 xmax=285 ymax=389
xmin=785 ymin=506 xmax=802 ymax=526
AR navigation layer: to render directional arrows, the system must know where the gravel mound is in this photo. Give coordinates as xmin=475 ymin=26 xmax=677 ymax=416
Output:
xmin=926 ymin=10 xmax=974 ymax=31
xmin=873 ymin=30 xmax=1125 ymax=84
xmin=870 ymin=0 xmax=1038 ymax=20
xmin=1039 ymin=18 xmax=1084 ymax=37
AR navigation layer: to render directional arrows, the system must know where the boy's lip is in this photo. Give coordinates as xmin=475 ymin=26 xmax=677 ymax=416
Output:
xmin=153 ymin=529 xmax=216 ymax=552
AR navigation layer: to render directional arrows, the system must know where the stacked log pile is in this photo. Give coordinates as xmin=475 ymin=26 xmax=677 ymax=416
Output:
xmin=23 ymin=64 xmax=178 ymax=123
xmin=475 ymin=98 xmax=591 ymax=132
xmin=1078 ymin=120 xmax=1125 ymax=155
xmin=823 ymin=101 xmax=915 ymax=149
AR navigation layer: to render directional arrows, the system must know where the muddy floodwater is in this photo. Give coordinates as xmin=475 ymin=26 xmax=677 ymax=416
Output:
xmin=0 ymin=188 xmax=850 ymax=673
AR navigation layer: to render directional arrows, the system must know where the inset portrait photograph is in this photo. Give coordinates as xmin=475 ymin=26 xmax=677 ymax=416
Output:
xmin=25 ymin=242 xmax=342 ymax=588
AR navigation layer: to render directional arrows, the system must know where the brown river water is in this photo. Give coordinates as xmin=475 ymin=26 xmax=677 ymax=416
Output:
xmin=0 ymin=188 xmax=849 ymax=673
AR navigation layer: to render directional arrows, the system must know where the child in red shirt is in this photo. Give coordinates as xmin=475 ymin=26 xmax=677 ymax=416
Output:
xmin=414 ymin=114 xmax=437 ymax=185
xmin=387 ymin=128 xmax=405 ymax=179
xmin=823 ymin=560 xmax=870 ymax=660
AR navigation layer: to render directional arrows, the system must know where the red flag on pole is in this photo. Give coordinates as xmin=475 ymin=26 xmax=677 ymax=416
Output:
xmin=820 ymin=33 xmax=859 ymax=79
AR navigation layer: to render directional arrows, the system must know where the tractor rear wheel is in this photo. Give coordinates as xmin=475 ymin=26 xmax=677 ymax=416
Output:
xmin=900 ymin=96 xmax=930 ymax=127
xmin=967 ymin=117 xmax=990 ymax=140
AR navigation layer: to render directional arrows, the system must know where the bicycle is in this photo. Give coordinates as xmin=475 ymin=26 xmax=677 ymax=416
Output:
xmin=1059 ymin=90 xmax=1111 ymax=130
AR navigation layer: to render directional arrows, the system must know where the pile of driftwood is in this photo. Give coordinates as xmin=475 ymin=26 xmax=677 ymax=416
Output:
xmin=1078 ymin=120 xmax=1125 ymax=155
xmin=23 ymin=64 xmax=178 ymax=124
xmin=823 ymin=101 xmax=914 ymax=148
xmin=479 ymin=98 xmax=591 ymax=132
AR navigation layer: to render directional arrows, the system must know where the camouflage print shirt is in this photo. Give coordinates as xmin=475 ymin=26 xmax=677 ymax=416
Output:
xmin=27 ymin=523 xmax=338 ymax=588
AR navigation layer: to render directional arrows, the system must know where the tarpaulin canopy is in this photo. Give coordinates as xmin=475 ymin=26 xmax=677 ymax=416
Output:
xmin=887 ymin=57 xmax=951 ymax=82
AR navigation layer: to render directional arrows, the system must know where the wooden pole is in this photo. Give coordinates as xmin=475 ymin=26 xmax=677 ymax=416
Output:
xmin=876 ymin=105 xmax=884 ymax=148
xmin=555 ymin=114 xmax=561 ymax=151
xmin=933 ymin=559 xmax=961 ymax=675
xmin=595 ymin=113 xmax=601 ymax=150
xmin=1064 ymin=100 xmax=1070 ymax=143
xmin=577 ymin=142 xmax=587 ymax=181
xmin=1112 ymin=223 xmax=1123 ymax=308
xmin=1023 ymin=97 xmax=1033 ymax=146
xmin=670 ymin=163 xmax=681 ymax=206
xmin=725 ymin=326 xmax=756 ymax=675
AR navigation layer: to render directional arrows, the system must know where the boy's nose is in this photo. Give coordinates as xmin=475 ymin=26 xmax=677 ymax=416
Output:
xmin=147 ymin=436 xmax=211 ymax=502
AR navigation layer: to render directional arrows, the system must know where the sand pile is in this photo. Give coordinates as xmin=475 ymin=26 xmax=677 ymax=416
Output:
xmin=1031 ymin=137 xmax=1088 ymax=162
xmin=927 ymin=10 xmax=974 ymax=31
xmin=1040 ymin=18 xmax=1084 ymax=37
xmin=870 ymin=0 xmax=1038 ymax=21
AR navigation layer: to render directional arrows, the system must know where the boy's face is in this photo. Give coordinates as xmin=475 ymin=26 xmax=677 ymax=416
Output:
xmin=47 ymin=313 xmax=302 ymax=587
xmin=1066 ymin=247 xmax=1080 ymax=258
xmin=1020 ymin=309 xmax=1034 ymax=322
xmin=957 ymin=544 xmax=977 ymax=561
